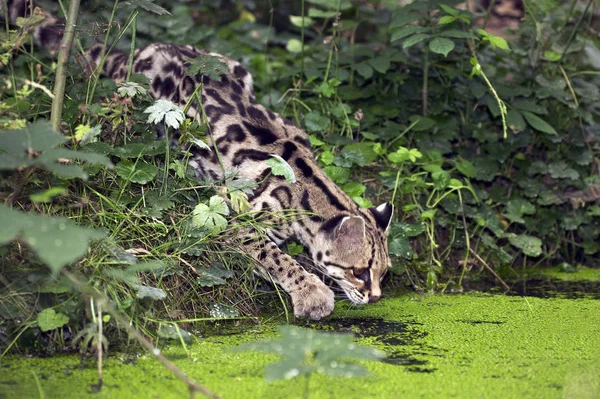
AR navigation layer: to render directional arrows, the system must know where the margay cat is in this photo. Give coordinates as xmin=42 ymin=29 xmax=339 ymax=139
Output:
xmin=2 ymin=0 xmax=394 ymax=320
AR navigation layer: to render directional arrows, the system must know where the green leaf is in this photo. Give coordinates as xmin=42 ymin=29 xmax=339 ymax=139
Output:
xmin=548 ymin=161 xmax=579 ymax=180
xmin=37 ymin=308 xmax=69 ymax=332
xmin=507 ymin=234 xmax=542 ymax=257
xmin=112 ymin=141 xmax=167 ymax=158
xmin=308 ymin=9 xmax=338 ymax=18
xmin=209 ymin=303 xmax=240 ymax=318
xmin=408 ymin=115 xmax=435 ymax=131
xmin=157 ymin=324 xmax=192 ymax=343
xmin=233 ymin=326 xmax=384 ymax=381
xmin=29 ymin=186 xmax=67 ymax=203
xmin=192 ymin=195 xmax=230 ymax=233
xmin=0 ymin=122 xmax=112 ymax=178
xmin=503 ymin=199 xmax=536 ymax=224
xmin=477 ymin=29 xmax=510 ymax=50
xmin=286 ymin=242 xmax=304 ymax=256
xmin=304 ymin=111 xmax=330 ymax=132
xmin=522 ymin=111 xmax=557 ymax=135
xmin=438 ymin=15 xmax=456 ymax=25
xmin=388 ymin=147 xmax=422 ymax=163
xmin=286 ymin=39 xmax=303 ymax=53
xmin=506 ymin=110 xmax=526 ymax=132
xmin=267 ymin=155 xmax=297 ymax=183
xmin=290 ymin=15 xmax=314 ymax=28
xmin=432 ymin=170 xmax=450 ymax=190
xmin=512 ymin=99 xmax=548 ymax=115
xmin=307 ymin=0 xmax=352 ymax=10
xmin=420 ymin=209 xmax=437 ymax=220
xmin=187 ymin=54 xmax=229 ymax=82
xmin=543 ymin=50 xmax=561 ymax=62
xmin=0 ymin=120 xmax=65 ymax=153
xmin=403 ymin=33 xmax=431 ymax=48
xmin=126 ymin=0 xmax=171 ymax=15
xmin=196 ymin=265 xmax=233 ymax=287
xmin=324 ymin=166 xmax=350 ymax=184
xmin=368 ymin=56 xmax=391 ymax=74
xmin=439 ymin=4 xmax=460 ymax=16
xmin=390 ymin=25 xmax=430 ymax=42
xmin=429 ymin=37 xmax=455 ymax=57
xmin=441 ymin=29 xmax=475 ymax=39
xmin=315 ymin=79 xmax=341 ymax=98
xmin=353 ymin=196 xmax=373 ymax=208
xmin=353 ymin=62 xmax=374 ymax=79
xmin=389 ymin=235 xmax=413 ymax=259
xmin=455 ymin=158 xmax=477 ymax=178
xmin=320 ymin=150 xmax=334 ymax=165
xmin=115 ymin=160 xmax=158 ymax=184
xmin=0 ymin=205 xmax=104 ymax=274
xmin=390 ymin=13 xmax=422 ymax=28
xmin=342 ymin=182 xmax=366 ymax=197
xmin=133 ymin=284 xmax=167 ymax=300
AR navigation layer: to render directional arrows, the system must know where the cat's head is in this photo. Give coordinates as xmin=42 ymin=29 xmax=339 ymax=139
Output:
xmin=312 ymin=202 xmax=394 ymax=304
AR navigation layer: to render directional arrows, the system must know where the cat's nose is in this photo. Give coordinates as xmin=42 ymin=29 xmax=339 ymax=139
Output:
xmin=368 ymin=295 xmax=380 ymax=303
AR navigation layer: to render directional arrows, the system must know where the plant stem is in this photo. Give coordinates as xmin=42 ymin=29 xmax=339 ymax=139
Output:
xmin=97 ymin=302 xmax=104 ymax=390
xmin=50 ymin=0 xmax=81 ymax=131
xmin=481 ymin=0 xmax=497 ymax=30
xmin=422 ymin=47 xmax=429 ymax=116
xmin=126 ymin=11 xmax=139 ymax=81
xmin=62 ymin=271 xmax=219 ymax=399
xmin=559 ymin=0 xmax=594 ymax=63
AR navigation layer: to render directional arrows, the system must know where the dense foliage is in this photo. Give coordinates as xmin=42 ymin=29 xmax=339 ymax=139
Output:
xmin=0 ymin=0 xmax=598 ymax=355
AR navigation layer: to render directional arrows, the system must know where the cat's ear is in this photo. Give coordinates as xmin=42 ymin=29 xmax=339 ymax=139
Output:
xmin=334 ymin=216 xmax=366 ymax=251
xmin=369 ymin=202 xmax=394 ymax=232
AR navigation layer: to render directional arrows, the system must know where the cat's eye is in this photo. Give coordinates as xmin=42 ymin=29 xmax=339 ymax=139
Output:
xmin=354 ymin=269 xmax=370 ymax=282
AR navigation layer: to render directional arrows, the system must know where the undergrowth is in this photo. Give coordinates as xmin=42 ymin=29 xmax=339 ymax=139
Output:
xmin=0 ymin=0 xmax=599 ymax=358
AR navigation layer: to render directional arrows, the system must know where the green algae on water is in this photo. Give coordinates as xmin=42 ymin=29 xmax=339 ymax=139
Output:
xmin=1 ymin=293 xmax=599 ymax=399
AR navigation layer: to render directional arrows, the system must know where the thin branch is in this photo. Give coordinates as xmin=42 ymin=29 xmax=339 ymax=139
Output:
xmin=62 ymin=271 xmax=219 ymax=399
xmin=50 ymin=0 xmax=81 ymax=131
xmin=468 ymin=248 xmax=510 ymax=291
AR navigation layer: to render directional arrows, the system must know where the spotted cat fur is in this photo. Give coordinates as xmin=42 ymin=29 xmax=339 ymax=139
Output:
xmin=2 ymin=0 xmax=395 ymax=320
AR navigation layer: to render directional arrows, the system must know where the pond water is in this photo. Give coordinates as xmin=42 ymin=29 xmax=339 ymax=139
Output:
xmin=1 ymin=270 xmax=599 ymax=399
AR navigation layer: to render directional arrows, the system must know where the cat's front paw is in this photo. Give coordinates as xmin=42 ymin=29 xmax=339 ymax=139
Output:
xmin=290 ymin=276 xmax=335 ymax=320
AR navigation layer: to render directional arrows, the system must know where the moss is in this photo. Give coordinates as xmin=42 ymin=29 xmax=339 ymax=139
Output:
xmin=1 ymin=294 xmax=599 ymax=399
xmin=536 ymin=266 xmax=600 ymax=281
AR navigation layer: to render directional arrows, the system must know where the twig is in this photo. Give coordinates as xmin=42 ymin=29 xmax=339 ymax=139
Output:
xmin=50 ymin=0 xmax=81 ymax=130
xmin=97 ymin=303 xmax=104 ymax=390
xmin=62 ymin=271 xmax=219 ymax=399
xmin=468 ymin=248 xmax=510 ymax=291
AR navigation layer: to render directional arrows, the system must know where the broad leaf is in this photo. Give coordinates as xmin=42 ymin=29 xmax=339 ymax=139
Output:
xmin=0 ymin=205 xmax=104 ymax=274
xmin=115 ymin=160 xmax=158 ymax=184
xmin=429 ymin=37 xmax=455 ymax=57
xmin=37 ymin=308 xmax=69 ymax=332
xmin=522 ymin=111 xmax=557 ymax=135
xmin=192 ymin=196 xmax=229 ymax=233
xmin=133 ymin=284 xmax=167 ymax=300
xmin=289 ymin=15 xmax=314 ymax=28
xmin=507 ymin=234 xmax=542 ymax=257
xmin=267 ymin=155 xmax=297 ymax=183
xmin=196 ymin=265 xmax=233 ymax=287
xmin=233 ymin=326 xmax=385 ymax=381
xmin=125 ymin=0 xmax=171 ymax=15
xmin=187 ymin=54 xmax=229 ymax=82
xmin=304 ymin=111 xmax=329 ymax=132
xmin=157 ymin=324 xmax=192 ymax=343
xmin=209 ymin=303 xmax=240 ymax=318
xmin=144 ymin=100 xmax=185 ymax=129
